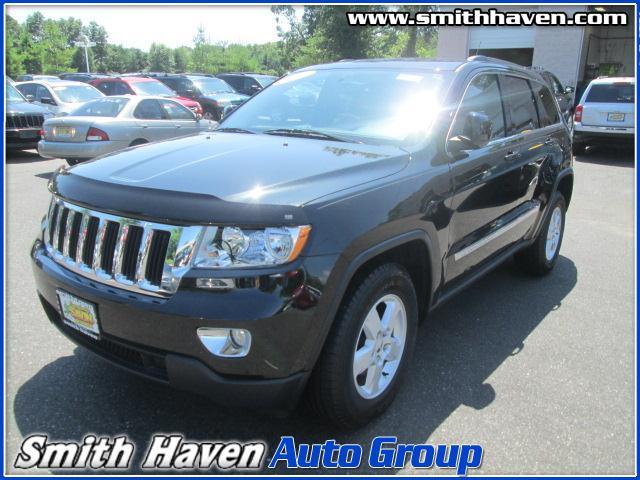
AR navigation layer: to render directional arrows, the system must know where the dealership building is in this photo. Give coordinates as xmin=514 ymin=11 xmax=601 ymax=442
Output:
xmin=436 ymin=5 xmax=634 ymax=93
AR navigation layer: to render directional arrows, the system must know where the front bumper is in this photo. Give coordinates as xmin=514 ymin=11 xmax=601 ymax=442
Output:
xmin=38 ymin=139 xmax=128 ymax=160
xmin=31 ymin=240 xmax=337 ymax=409
xmin=6 ymin=128 xmax=41 ymax=149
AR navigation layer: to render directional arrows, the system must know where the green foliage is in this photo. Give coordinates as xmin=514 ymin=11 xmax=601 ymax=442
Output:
xmin=6 ymin=7 xmax=439 ymax=79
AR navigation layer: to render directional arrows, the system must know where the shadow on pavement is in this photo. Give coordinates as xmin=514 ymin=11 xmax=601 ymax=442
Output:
xmin=574 ymin=145 xmax=635 ymax=168
xmin=13 ymin=257 xmax=577 ymax=474
xmin=6 ymin=150 xmax=47 ymax=164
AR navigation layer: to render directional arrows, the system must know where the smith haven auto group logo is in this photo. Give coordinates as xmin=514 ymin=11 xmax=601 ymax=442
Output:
xmin=14 ymin=435 xmax=483 ymax=474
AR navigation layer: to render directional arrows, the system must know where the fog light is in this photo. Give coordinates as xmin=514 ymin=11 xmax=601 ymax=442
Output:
xmin=196 ymin=278 xmax=235 ymax=290
xmin=197 ymin=327 xmax=251 ymax=358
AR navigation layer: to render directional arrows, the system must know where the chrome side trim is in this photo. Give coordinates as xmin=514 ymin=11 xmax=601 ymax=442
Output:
xmin=454 ymin=206 xmax=539 ymax=262
xmin=43 ymin=197 xmax=203 ymax=298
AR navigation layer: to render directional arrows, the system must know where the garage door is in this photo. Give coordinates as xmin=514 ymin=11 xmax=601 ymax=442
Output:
xmin=468 ymin=26 xmax=536 ymax=49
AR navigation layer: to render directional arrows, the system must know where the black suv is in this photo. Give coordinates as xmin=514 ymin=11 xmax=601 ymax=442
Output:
xmin=31 ymin=57 xmax=573 ymax=427
xmin=150 ymin=73 xmax=249 ymax=120
xmin=6 ymin=81 xmax=52 ymax=150
xmin=216 ymin=72 xmax=278 ymax=96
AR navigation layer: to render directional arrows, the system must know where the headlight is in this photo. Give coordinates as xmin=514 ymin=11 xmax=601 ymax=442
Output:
xmin=193 ymin=225 xmax=311 ymax=268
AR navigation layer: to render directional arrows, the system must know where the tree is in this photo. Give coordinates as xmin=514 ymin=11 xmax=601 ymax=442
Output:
xmin=148 ymin=43 xmax=175 ymax=72
xmin=192 ymin=25 xmax=209 ymax=72
xmin=173 ymin=46 xmax=191 ymax=72
xmin=83 ymin=21 xmax=108 ymax=71
xmin=5 ymin=16 xmax=26 ymax=77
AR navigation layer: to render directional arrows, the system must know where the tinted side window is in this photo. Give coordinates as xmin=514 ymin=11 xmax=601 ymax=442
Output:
xmin=134 ymin=99 xmax=166 ymax=120
xmin=113 ymin=82 xmax=131 ymax=95
xmin=16 ymin=83 xmax=36 ymax=98
xmin=501 ymin=76 xmax=539 ymax=135
xmin=35 ymin=85 xmax=52 ymax=101
xmin=533 ymin=83 xmax=560 ymax=126
xmin=159 ymin=99 xmax=194 ymax=120
xmin=95 ymin=82 xmax=113 ymax=95
xmin=451 ymin=74 xmax=505 ymax=141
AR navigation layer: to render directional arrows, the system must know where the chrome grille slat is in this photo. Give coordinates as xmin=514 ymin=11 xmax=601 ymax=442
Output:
xmin=43 ymin=197 xmax=202 ymax=298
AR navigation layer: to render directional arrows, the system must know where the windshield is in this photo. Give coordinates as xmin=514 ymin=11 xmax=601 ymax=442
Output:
xmin=7 ymin=83 xmax=26 ymax=102
xmin=220 ymin=68 xmax=449 ymax=145
xmin=53 ymin=85 xmax=103 ymax=103
xmin=586 ymin=83 xmax=634 ymax=103
xmin=70 ymin=97 xmax=129 ymax=117
xmin=254 ymin=75 xmax=277 ymax=87
xmin=193 ymin=78 xmax=235 ymax=95
xmin=131 ymin=80 xmax=175 ymax=97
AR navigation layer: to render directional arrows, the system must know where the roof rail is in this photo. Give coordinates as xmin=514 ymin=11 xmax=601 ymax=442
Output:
xmin=467 ymin=55 xmax=529 ymax=70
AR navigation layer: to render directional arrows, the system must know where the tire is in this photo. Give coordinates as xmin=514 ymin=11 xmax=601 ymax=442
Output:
xmin=572 ymin=142 xmax=586 ymax=156
xmin=515 ymin=192 xmax=566 ymax=276
xmin=202 ymin=109 xmax=218 ymax=121
xmin=306 ymin=263 xmax=418 ymax=428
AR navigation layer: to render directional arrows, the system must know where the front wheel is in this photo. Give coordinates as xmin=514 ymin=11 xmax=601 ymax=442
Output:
xmin=515 ymin=192 xmax=566 ymax=275
xmin=306 ymin=263 xmax=418 ymax=428
xmin=202 ymin=110 xmax=218 ymax=121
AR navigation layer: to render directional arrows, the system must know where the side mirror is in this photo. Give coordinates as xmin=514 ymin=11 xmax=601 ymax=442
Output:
xmin=448 ymin=111 xmax=492 ymax=156
xmin=222 ymin=104 xmax=238 ymax=119
xmin=564 ymin=86 xmax=575 ymax=94
xmin=40 ymin=97 xmax=57 ymax=106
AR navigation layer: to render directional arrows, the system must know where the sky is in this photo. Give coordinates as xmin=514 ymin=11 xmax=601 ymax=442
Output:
xmin=6 ymin=5 xmax=300 ymax=50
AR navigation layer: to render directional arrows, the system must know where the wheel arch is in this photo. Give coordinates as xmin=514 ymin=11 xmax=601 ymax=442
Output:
xmin=129 ymin=138 xmax=148 ymax=147
xmin=303 ymin=230 xmax=440 ymax=372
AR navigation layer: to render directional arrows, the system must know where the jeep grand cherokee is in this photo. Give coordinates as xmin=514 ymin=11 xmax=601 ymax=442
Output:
xmin=32 ymin=56 xmax=573 ymax=427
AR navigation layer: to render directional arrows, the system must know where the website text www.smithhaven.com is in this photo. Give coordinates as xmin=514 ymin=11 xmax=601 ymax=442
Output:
xmin=347 ymin=8 xmax=628 ymax=27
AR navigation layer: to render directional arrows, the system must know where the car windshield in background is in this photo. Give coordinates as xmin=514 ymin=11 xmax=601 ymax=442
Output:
xmin=220 ymin=68 xmax=449 ymax=145
xmin=255 ymin=75 xmax=277 ymax=87
xmin=71 ymin=97 xmax=129 ymax=117
xmin=193 ymin=78 xmax=235 ymax=95
xmin=7 ymin=83 xmax=25 ymax=102
xmin=586 ymin=83 xmax=634 ymax=103
xmin=53 ymin=85 xmax=103 ymax=103
xmin=131 ymin=81 xmax=175 ymax=97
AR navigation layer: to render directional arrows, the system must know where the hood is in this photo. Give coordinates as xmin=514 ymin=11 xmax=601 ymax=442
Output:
xmin=6 ymin=100 xmax=51 ymax=115
xmin=62 ymin=132 xmax=410 ymax=208
xmin=202 ymin=92 xmax=249 ymax=104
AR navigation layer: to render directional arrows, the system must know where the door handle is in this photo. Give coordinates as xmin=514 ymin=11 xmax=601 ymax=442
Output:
xmin=504 ymin=151 xmax=521 ymax=162
xmin=141 ymin=124 xmax=148 ymax=129
xmin=544 ymin=137 xmax=554 ymax=145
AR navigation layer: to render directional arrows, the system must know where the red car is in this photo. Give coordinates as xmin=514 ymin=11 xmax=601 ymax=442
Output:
xmin=89 ymin=77 xmax=202 ymax=115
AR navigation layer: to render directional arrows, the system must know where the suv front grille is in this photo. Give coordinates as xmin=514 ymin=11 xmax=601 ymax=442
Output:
xmin=44 ymin=197 xmax=202 ymax=297
xmin=7 ymin=113 xmax=45 ymax=129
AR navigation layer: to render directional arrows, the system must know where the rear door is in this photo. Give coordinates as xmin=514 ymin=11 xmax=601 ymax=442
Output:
xmin=132 ymin=99 xmax=174 ymax=142
xmin=581 ymin=81 xmax=634 ymax=128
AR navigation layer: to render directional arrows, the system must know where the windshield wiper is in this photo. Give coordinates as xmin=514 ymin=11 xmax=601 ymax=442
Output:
xmin=216 ymin=127 xmax=256 ymax=134
xmin=263 ymin=128 xmax=348 ymax=142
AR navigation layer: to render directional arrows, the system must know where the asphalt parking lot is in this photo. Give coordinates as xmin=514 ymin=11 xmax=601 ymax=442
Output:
xmin=5 ymin=146 xmax=636 ymax=475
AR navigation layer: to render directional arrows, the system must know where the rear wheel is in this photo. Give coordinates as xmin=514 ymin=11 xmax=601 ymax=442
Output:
xmin=515 ymin=192 xmax=566 ymax=275
xmin=306 ymin=263 xmax=418 ymax=428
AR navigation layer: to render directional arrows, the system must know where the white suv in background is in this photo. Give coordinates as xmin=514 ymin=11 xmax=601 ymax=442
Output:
xmin=572 ymin=77 xmax=634 ymax=155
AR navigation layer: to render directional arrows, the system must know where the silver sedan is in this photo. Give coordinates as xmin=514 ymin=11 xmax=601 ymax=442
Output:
xmin=38 ymin=95 xmax=217 ymax=165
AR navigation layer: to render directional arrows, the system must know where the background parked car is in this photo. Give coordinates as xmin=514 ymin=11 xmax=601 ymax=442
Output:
xmin=216 ymin=72 xmax=278 ymax=96
xmin=6 ymin=81 xmax=54 ymax=151
xmin=58 ymin=73 xmax=112 ymax=83
xmin=15 ymin=74 xmax=60 ymax=82
xmin=38 ymin=95 xmax=216 ymax=165
xmin=15 ymin=80 xmax=104 ymax=116
xmin=89 ymin=76 xmax=202 ymax=116
xmin=539 ymin=70 xmax=575 ymax=124
xmin=150 ymin=73 xmax=248 ymax=120
xmin=572 ymin=76 xmax=635 ymax=155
